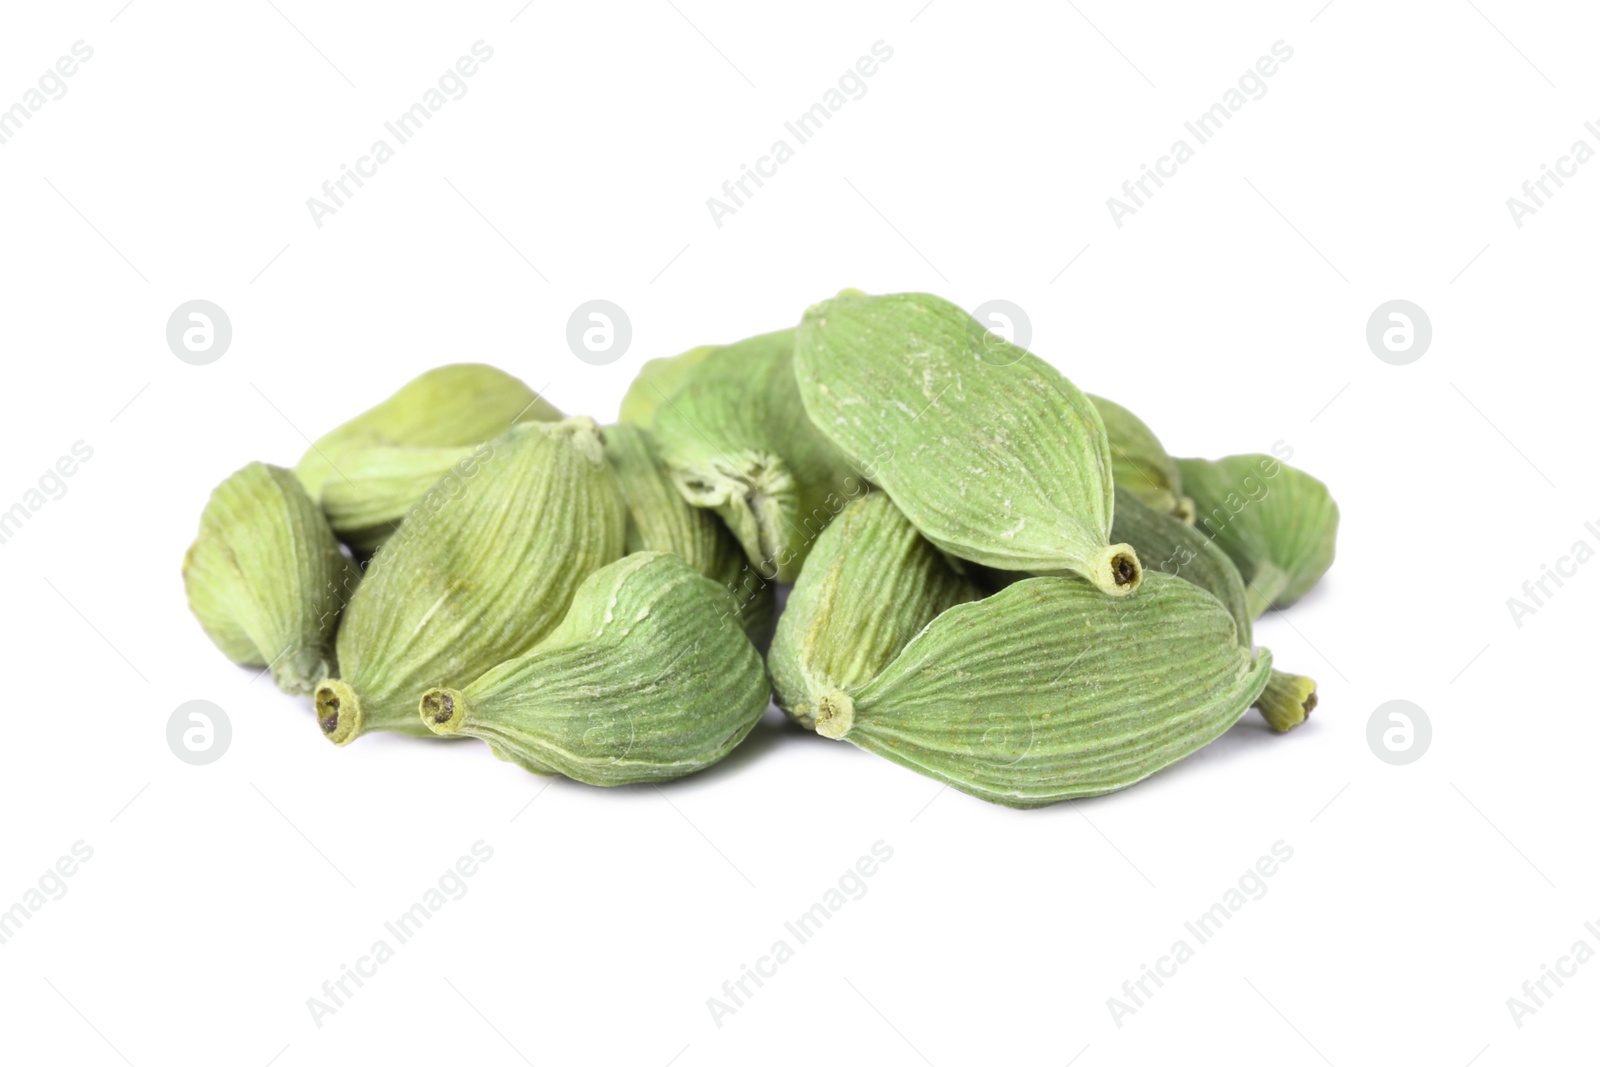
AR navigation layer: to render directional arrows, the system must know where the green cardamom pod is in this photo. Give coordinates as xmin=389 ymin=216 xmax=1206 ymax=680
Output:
xmin=618 ymin=344 xmax=717 ymax=428
xmin=1090 ymin=394 xmax=1194 ymax=523
xmin=418 ymin=552 xmax=770 ymax=785
xmin=183 ymin=463 xmax=359 ymax=696
xmin=1177 ymin=454 xmax=1339 ymax=617
xmin=604 ymin=422 xmax=774 ymax=641
xmin=651 ymin=329 xmax=858 ymax=582
xmin=295 ymin=363 xmax=561 ymax=506
xmin=794 ymin=291 xmax=1142 ymax=596
xmin=315 ymin=417 xmax=626 ymax=744
xmin=1112 ymin=486 xmax=1315 ymax=732
xmin=820 ymin=572 xmax=1271 ymax=807
xmin=769 ymin=492 xmax=982 ymax=729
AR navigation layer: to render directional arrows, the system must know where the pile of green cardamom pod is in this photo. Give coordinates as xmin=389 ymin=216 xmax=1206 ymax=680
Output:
xmin=183 ymin=290 xmax=1338 ymax=808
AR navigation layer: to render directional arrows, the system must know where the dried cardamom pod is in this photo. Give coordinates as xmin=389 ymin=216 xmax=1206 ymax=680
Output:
xmin=1112 ymin=486 xmax=1315 ymax=732
xmin=651 ymin=329 xmax=858 ymax=582
xmin=794 ymin=291 xmax=1142 ymax=596
xmin=817 ymin=572 xmax=1272 ymax=807
xmin=295 ymin=363 xmax=561 ymax=505
xmin=183 ymin=463 xmax=358 ymax=696
xmin=1089 ymin=394 xmax=1194 ymax=523
xmin=419 ymin=552 xmax=770 ymax=785
xmin=768 ymin=492 xmax=982 ymax=729
xmin=604 ymin=422 xmax=774 ymax=641
xmin=1177 ymin=454 xmax=1339 ymax=617
xmin=618 ymin=344 xmax=716 ymax=428
xmin=315 ymin=417 xmax=626 ymax=744
xmin=318 ymin=442 xmax=491 ymax=553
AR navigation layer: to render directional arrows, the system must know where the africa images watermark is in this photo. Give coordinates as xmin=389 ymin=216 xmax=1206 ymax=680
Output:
xmin=306 ymin=841 xmax=495 ymax=1027
xmin=1504 ymin=518 xmax=1600 ymax=629
xmin=705 ymin=40 xmax=895 ymax=229
xmin=706 ymin=840 xmax=895 ymax=1028
xmin=0 ymin=841 xmax=95 ymax=948
xmin=1505 ymin=918 xmax=1600 ymax=1029
xmin=0 ymin=441 xmax=94 ymax=548
xmin=1106 ymin=840 xmax=1295 ymax=1028
xmin=1106 ymin=40 xmax=1295 ymax=229
xmin=0 ymin=41 xmax=94 ymax=148
xmin=1505 ymin=120 xmax=1600 ymax=229
xmin=305 ymin=41 xmax=496 ymax=228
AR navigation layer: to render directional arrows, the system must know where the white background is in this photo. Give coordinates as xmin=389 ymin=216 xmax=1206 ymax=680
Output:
xmin=0 ymin=1 xmax=1594 ymax=1063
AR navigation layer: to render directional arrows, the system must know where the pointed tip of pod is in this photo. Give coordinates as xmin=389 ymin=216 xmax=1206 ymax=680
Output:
xmin=419 ymin=687 xmax=467 ymax=735
xmin=1089 ymin=544 xmax=1144 ymax=597
xmin=314 ymin=679 xmax=363 ymax=746
xmin=813 ymin=690 xmax=855 ymax=740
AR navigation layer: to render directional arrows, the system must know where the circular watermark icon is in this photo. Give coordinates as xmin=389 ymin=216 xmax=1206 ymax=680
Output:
xmin=1366 ymin=300 xmax=1431 ymax=365
xmin=566 ymin=300 xmax=632 ymax=366
xmin=971 ymin=299 xmax=1031 ymax=366
xmin=167 ymin=700 xmax=232 ymax=766
xmin=1366 ymin=699 xmax=1430 ymax=765
xmin=166 ymin=300 xmax=233 ymax=365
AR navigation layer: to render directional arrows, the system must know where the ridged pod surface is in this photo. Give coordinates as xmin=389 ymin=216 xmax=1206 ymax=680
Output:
xmin=1112 ymin=487 xmax=1315 ymax=731
xmin=768 ymin=492 xmax=981 ymax=729
xmin=295 ymin=364 xmax=562 ymax=539
xmin=420 ymin=552 xmax=770 ymax=786
xmin=825 ymin=573 xmax=1271 ymax=807
xmin=315 ymin=418 xmax=626 ymax=744
xmin=183 ymin=463 xmax=358 ymax=696
xmin=1090 ymin=394 xmax=1194 ymax=523
xmin=618 ymin=345 xmax=716 ymax=429
xmin=795 ymin=291 xmax=1141 ymax=596
xmin=1177 ymin=454 xmax=1339 ymax=618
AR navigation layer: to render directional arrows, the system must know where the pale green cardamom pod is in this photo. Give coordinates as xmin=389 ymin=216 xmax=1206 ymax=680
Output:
xmin=604 ymin=422 xmax=774 ymax=641
xmin=1090 ymin=394 xmax=1195 ymax=523
xmin=1177 ymin=454 xmax=1339 ymax=618
xmin=318 ymin=442 xmax=492 ymax=553
xmin=651 ymin=329 xmax=858 ymax=583
xmin=768 ymin=492 xmax=982 ymax=729
xmin=1111 ymin=486 xmax=1315 ymax=732
xmin=794 ymin=291 xmax=1142 ymax=596
xmin=295 ymin=363 xmax=561 ymax=507
xmin=315 ymin=417 xmax=626 ymax=744
xmin=812 ymin=570 xmax=1272 ymax=808
xmin=183 ymin=463 xmax=359 ymax=696
xmin=418 ymin=552 xmax=770 ymax=786
xmin=618 ymin=344 xmax=717 ymax=428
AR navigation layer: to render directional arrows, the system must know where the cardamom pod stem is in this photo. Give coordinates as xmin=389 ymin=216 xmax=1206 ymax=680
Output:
xmin=1254 ymin=670 xmax=1318 ymax=732
xmin=418 ymin=553 xmax=770 ymax=785
xmin=316 ymin=417 xmax=626 ymax=744
xmin=183 ymin=463 xmax=358 ymax=697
